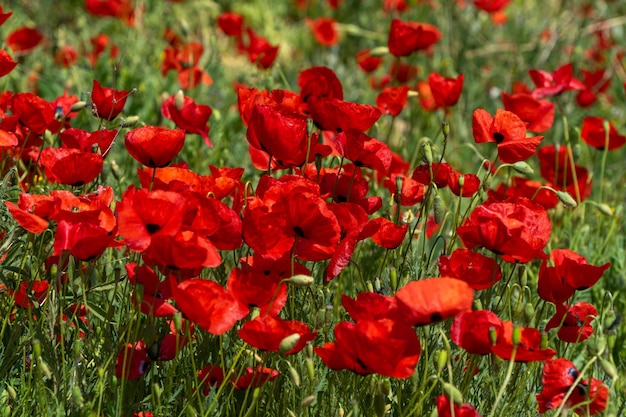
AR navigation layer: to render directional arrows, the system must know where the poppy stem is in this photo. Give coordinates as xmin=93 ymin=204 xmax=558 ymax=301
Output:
xmin=488 ymin=345 xmax=517 ymax=417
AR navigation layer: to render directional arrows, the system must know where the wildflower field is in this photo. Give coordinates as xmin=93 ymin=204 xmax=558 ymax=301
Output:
xmin=0 ymin=0 xmax=625 ymax=416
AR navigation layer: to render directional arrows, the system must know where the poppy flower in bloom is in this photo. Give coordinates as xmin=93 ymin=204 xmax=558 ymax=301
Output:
xmin=538 ymin=249 xmax=610 ymax=304
xmin=125 ymin=126 xmax=186 ymax=168
xmin=298 ymin=66 xmax=344 ymax=104
xmin=309 ymin=98 xmax=381 ymax=133
xmin=54 ymin=45 xmax=78 ymax=68
xmin=5 ymin=200 xmax=49 ymax=234
xmin=217 ymin=12 xmax=244 ymax=37
xmin=387 ymin=19 xmax=441 ymax=57
xmin=306 ymin=17 xmax=339 ymax=46
xmin=226 ymin=267 xmax=287 ymax=316
xmin=116 ymin=341 xmax=150 ymax=380
xmin=536 ymin=358 xmax=609 ymax=415
xmin=39 ymin=148 xmax=104 ymax=186
xmin=451 ymin=310 xmax=503 ymax=355
xmin=370 ymin=217 xmax=408 ymax=249
xmin=91 ymin=80 xmax=129 ymax=121
xmin=394 ymin=277 xmax=474 ymax=327
xmin=436 ymin=394 xmax=483 ymax=417
xmin=125 ymin=263 xmax=177 ymax=317
xmin=356 ymin=49 xmax=382 ymax=73
xmin=0 ymin=6 xmax=12 ymax=26
xmin=53 ymin=220 xmax=115 ymax=261
xmin=457 ymin=197 xmax=551 ymax=263
xmin=438 ymin=249 xmax=502 ymax=290
xmin=576 ymin=68 xmax=611 ymax=107
xmin=473 ymin=0 xmax=510 ymax=12
xmin=7 ymin=27 xmax=43 ymax=54
xmin=314 ymin=319 xmax=421 ymax=378
xmin=472 ymin=109 xmax=543 ymax=164
xmin=545 ymin=302 xmax=597 ymax=343
xmin=10 ymin=92 xmax=60 ymax=135
xmin=580 ymin=116 xmax=626 ymax=150
xmin=0 ymin=50 xmax=17 ymax=77
xmin=7 ymin=280 xmax=49 ymax=308
xmin=376 ymin=86 xmax=409 ymax=116
xmin=241 ymin=29 xmax=279 ymax=69
xmin=384 ymin=174 xmax=425 ymax=207
xmin=232 ymin=367 xmax=280 ymax=389
xmin=491 ymin=321 xmax=556 ymax=362
xmin=142 ymin=231 xmax=221 ymax=274
xmin=171 ymin=278 xmax=247 ymax=335
xmin=501 ymin=91 xmax=554 ymax=133
xmin=198 ymin=365 xmax=225 ymax=394
xmin=428 ymin=72 xmax=464 ymax=108
xmin=529 ymin=63 xmax=585 ymax=99
xmin=162 ymin=91 xmax=213 ymax=147
xmin=491 ymin=177 xmax=559 ymax=210
xmin=238 ymin=315 xmax=317 ymax=355
xmin=537 ymin=145 xmax=592 ymax=202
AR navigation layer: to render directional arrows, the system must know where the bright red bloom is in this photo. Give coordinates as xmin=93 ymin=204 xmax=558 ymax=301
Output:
xmin=576 ymin=68 xmax=611 ymax=107
xmin=91 ymin=80 xmax=129 ymax=121
xmin=198 ymin=365 xmax=225 ymax=394
xmin=54 ymin=45 xmax=78 ymax=68
xmin=125 ymin=263 xmax=177 ymax=317
xmin=491 ymin=321 xmax=556 ymax=362
xmin=429 ymin=72 xmax=464 ymax=108
xmin=376 ymin=86 xmax=409 ymax=116
xmin=314 ymin=319 xmax=421 ymax=378
xmin=54 ymin=220 xmax=115 ymax=261
xmin=384 ymin=174 xmax=424 ymax=207
xmin=546 ymin=302 xmax=597 ymax=343
xmin=232 ymin=367 xmax=279 ymax=389
xmin=457 ymin=198 xmax=551 ymax=263
xmin=226 ymin=266 xmax=287 ymax=316
xmin=10 ymin=92 xmax=59 ymax=135
xmin=335 ymin=131 xmax=392 ymax=173
xmin=438 ymin=249 xmax=502 ymax=290
xmin=529 ymin=63 xmax=585 ymax=99
xmin=387 ymin=19 xmax=441 ymax=57
xmin=473 ymin=0 xmax=509 ymax=12
xmin=171 ymin=278 xmax=247 ymax=335
xmin=536 ymin=359 xmax=609 ymax=415
xmin=298 ymin=66 xmax=344 ymax=104
xmin=0 ymin=50 xmax=17 ymax=77
xmin=125 ymin=126 xmax=186 ymax=168
xmin=240 ymin=29 xmax=279 ymax=69
xmin=7 ymin=280 xmax=49 ymax=308
xmin=416 ymin=80 xmax=437 ymax=111
xmin=5 ymin=200 xmax=49 ymax=234
xmin=370 ymin=217 xmax=408 ymax=249
xmin=116 ymin=341 xmax=149 ymax=380
xmin=451 ymin=310 xmax=503 ymax=355
xmin=238 ymin=315 xmax=317 ymax=355
xmin=142 ymin=231 xmax=221 ymax=274
xmin=394 ymin=277 xmax=474 ymax=327
xmin=0 ymin=6 xmax=12 ymax=27
xmin=538 ymin=249 xmax=610 ymax=304
xmin=309 ymin=98 xmax=381 ymax=133
xmin=217 ymin=12 xmax=244 ymax=37
xmin=436 ymin=394 xmax=483 ymax=417
xmin=7 ymin=27 xmax=43 ymax=53
xmin=501 ymin=91 xmax=554 ymax=133
xmin=492 ymin=177 xmax=559 ymax=209
xmin=580 ymin=116 xmax=626 ymax=150
xmin=39 ymin=148 xmax=103 ymax=186
xmin=356 ymin=49 xmax=382 ymax=73
xmin=472 ymin=108 xmax=543 ymax=163
xmin=306 ymin=17 xmax=339 ymax=46
xmin=162 ymin=92 xmax=212 ymax=147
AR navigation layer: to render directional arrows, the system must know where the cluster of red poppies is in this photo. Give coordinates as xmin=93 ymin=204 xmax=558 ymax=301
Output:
xmin=0 ymin=2 xmax=621 ymax=416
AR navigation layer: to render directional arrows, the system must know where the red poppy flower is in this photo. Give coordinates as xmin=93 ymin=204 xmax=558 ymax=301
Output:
xmin=0 ymin=50 xmax=17 ymax=77
xmin=54 ymin=45 xmax=78 ymax=68
xmin=429 ymin=72 xmax=464 ymax=108
xmin=370 ymin=217 xmax=408 ymax=249
xmin=0 ymin=6 xmax=12 ymax=27
xmin=341 ymin=292 xmax=397 ymax=322
xmin=125 ymin=126 xmax=186 ymax=168
xmin=10 ymin=92 xmax=58 ymax=135
xmin=198 ymin=365 xmax=225 ymax=394
xmin=226 ymin=267 xmax=287 ymax=316
xmin=125 ymin=263 xmax=177 ymax=317
xmin=177 ymin=66 xmax=213 ymax=90
xmin=7 ymin=27 xmax=43 ymax=53
xmin=39 ymin=148 xmax=103 ymax=186
xmin=491 ymin=321 xmax=556 ymax=362
xmin=7 ymin=280 xmax=49 ymax=308
xmin=580 ymin=116 xmax=626 ymax=150
xmin=473 ymin=0 xmax=510 ymax=12
xmin=5 ymin=200 xmax=49 ymax=234
xmin=438 ymin=249 xmax=502 ymax=290
xmin=171 ymin=278 xmax=247 ymax=335
xmin=536 ymin=358 xmax=609 ymax=415
xmin=529 ymin=63 xmax=585 ymax=99
xmin=538 ymin=249 xmax=610 ymax=304
xmin=436 ymin=395 xmax=483 ymax=417
xmin=143 ymin=231 xmax=221 ymax=273
xmin=335 ymin=131 xmax=392 ymax=173
xmin=387 ymin=19 xmax=441 ymax=57
xmin=232 ymin=367 xmax=280 ymax=389
xmin=546 ymin=302 xmax=597 ymax=343
xmin=576 ymin=68 xmax=611 ymax=107
xmin=356 ymin=49 xmax=382 ymax=73
xmin=384 ymin=174 xmax=425 ymax=207
xmin=91 ymin=80 xmax=129 ymax=121
xmin=394 ymin=277 xmax=474 ymax=327
xmin=314 ymin=319 xmax=421 ymax=378
xmin=501 ymin=91 xmax=554 ymax=133
xmin=309 ymin=98 xmax=381 ymax=133
xmin=116 ymin=341 xmax=149 ymax=380
xmin=451 ymin=310 xmax=503 ymax=355
xmin=376 ymin=86 xmax=409 ymax=116
xmin=54 ymin=220 xmax=115 ymax=261
xmin=457 ymin=198 xmax=551 ymax=263
xmin=492 ymin=177 xmax=560 ymax=209
xmin=306 ymin=17 xmax=339 ymax=46
xmin=238 ymin=315 xmax=317 ymax=355
xmin=241 ymin=29 xmax=279 ymax=69
xmin=416 ymin=81 xmax=437 ymax=111
xmin=162 ymin=92 xmax=212 ymax=147
xmin=537 ymin=145 xmax=592 ymax=201
xmin=217 ymin=12 xmax=244 ymax=37
xmin=472 ymin=108 xmax=543 ymax=163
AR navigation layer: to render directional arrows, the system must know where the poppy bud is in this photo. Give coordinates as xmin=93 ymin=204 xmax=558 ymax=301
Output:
xmin=111 ymin=375 xmax=118 ymax=388
xmin=593 ymin=336 xmax=606 ymax=356
xmin=524 ymin=303 xmax=535 ymax=322
xmin=389 ymin=268 xmax=397 ymax=290
xmin=72 ymin=386 xmax=84 ymax=408
xmin=288 ymin=274 xmax=314 ymax=287
xmin=250 ymin=307 xmax=260 ymax=320
xmin=39 ymin=359 xmax=52 ymax=379
xmin=556 ymin=191 xmax=577 ymax=207
xmin=512 ymin=161 xmax=534 ymax=175
xmin=6 ymin=385 xmax=16 ymax=400
xmin=380 ymin=379 xmax=391 ymax=396
xmin=473 ymin=299 xmax=483 ymax=310
xmin=572 ymin=143 xmax=581 ymax=159
xmin=302 ymin=395 xmax=315 ymax=407
xmin=70 ymin=101 xmax=87 ymax=112
xmin=540 ymin=332 xmax=549 ymax=349
xmin=433 ymin=193 xmax=445 ymax=224
xmin=489 ymin=327 xmax=498 ymax=345
xmin=185 ymin=405 xmax=197 ymax=417
xmin=511 ymin=326 xmax=522 ymax=346
xmin=153 ymin=383 xmax=163 ymax=401
xmin=600 ymin=358 xmax=618 ymax=381
xmin=120 ymin=115 xmax=139 ymax=127
xmin=73 ymin=339 xmax=81 ymax=357
xmin=287 ymin=362 xmax=300 ymax=387
xmin=597 ymin=203 xmax=613 ymax=216
xmin=370 ymin=46 xmax=390 ymax=56
xmin=441 ymin=382 xmax=463 ymax=405
xmin=174 ymin=90 xmax=185 ymax=111
xmin=374 ymin=393 xmax=386 ymax=417
xmin=422 ymin=142 xmax=434 ymax=164
xmin=366 ymin=281 xmax=374 ymax=293
xmin=442 ymin=120 xmax=450 ymax=138
xmin=32 ymin=339 xmax=41 ymax=357
xmin=98 ymin=368 xmax=105 ymax=379
xmin=395 ymin=176 xmax=403 ymax=204
xmin=338 ymin=406 xmax=345 ymax=417
xmin=305 ymin=358 xmax=315 ymax=381
xmin=279 ymin=333 xmax=301 ymax=354
xmin=437 ymin=350 xmax=448 ymax=372
xmin=174 ymin=312 xmax=183 ymax=333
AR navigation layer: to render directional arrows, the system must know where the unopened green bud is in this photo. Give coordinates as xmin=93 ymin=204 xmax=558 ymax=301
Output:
xmin=111 ymin=375 xmax=118 ymax=388
xmin=473 ymin=299 xmax=483 ymax=310
xmin=422 ymin=142 xmax=434 ymax=164
xmin=5 ymin=385 xmax=16 ymax=401
xmin=153 ymin=383 xmax=163 ymax=400
xmin=607 ymin=333 xmax=616 ymax=350
xmin=489 ymin=327 xmax=498 ymax=345
xmin=437 ymin=350 xmax=448 ymax=372
xmin=540 ymin=332 xmax=549 ymax=349
xmin=594 ymin=336 xmax=607 ymax=356
xmin=597 ymin=203 xmax=614 ymax=216
xmin=374 ymin=393 xmax=386 ymax=417
xmin=72 ymin=386 xmax=84 ymax=407
xmin=337 ymin=405 xmax=345 ymax=417
xmin=572 ymin=143 xmax=581 ymax=159
xmin=39 ymin=360 xmax=52 ymax=379
xmin=174 ymin=90 xmax=185 ymax=111
xmin=524 ymin=303 xmax=535 ymax=322
xmin=174 ymin=312 xmax=183 ymax=332
xmin=302 ymin=395 xmax=315 ymax=407
xmin=512 ymin=161 xmax=534 ymax=175
xmin=389 ymin=268 xmax=397 ymax=291
xmin=442 ymin=121 xmax=450 ymax=138
xmin=395 ymin=176 xmax=403 ymax=204
xmin=366 ymin=281 xmax=374 ymax=293
xmin=250 ymin=306 xmax=260 ymax=320
xmin=600 ymin=358 xmax=618 ymax=380
xmin=185 ymin=405 xmax=197 ymax=417
xmin=98 ymin=368 xmax=105 ymax=379
xmin=369 ymin=46 xmax=390 ymax=56
xmin=380 ymin=379 xmax=391 ymax=396
xmin=457 ymin=174 xmax=465 ymax=188
xmin=70 ymin=101 xmax=88 ymax=112
xmin=305 ymin=358 xmax=315 ymax=381
xmin=288 ymin=274 xmax=315 ymax=287
xmin=279 ymin=333 xmax=301 ymax=354
xmin=511 ymin=327 xmax=522 ymax=346
xmin=433 ymin=194 xmax=445 ymax=224
xmin=288 ymin=363 xmax=301 ymax=387
xmin=33 ymin=340 xmax=41 ymax=357
xmin=441 ymin=382 xmax=463 ymax=405
xmin=120 ymin=115 xmax=139 ymax=127
xmin=556 ymin=191 xmax=577 ymax=208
